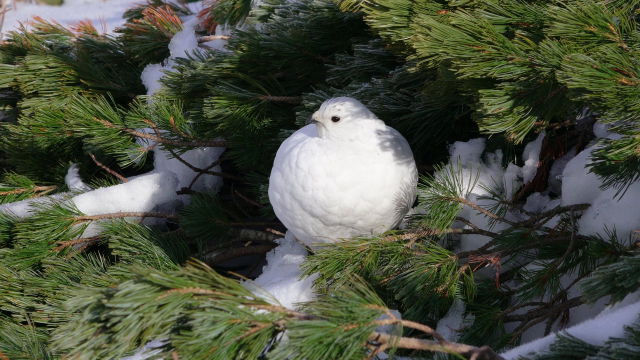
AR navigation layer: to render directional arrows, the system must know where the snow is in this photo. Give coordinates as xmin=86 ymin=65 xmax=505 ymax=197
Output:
xmin=501 ymin=299 xmax=640 ymax=359
xmin=168 ymin=16 xmax=199 ymax=58
xmin=153 ymin=147 xmax=225 ymax=195
xmin=435 ymin=299 xmax=469 ymax=342
xmin=592 ymin=120 xmax=623 ymax=140
xmin=140 ymin=64 xmax=165 ymax=98
xmin=521 ymin=132 xmax=545 ymax=183
xmin=562 ymin=145 xmax=640 ymax=242
xmin=444 ymin=135 xmax=640 ymax=346
xmin=71 ymin=171 xmax=178 ymax=237
xmin=119 ymin=339 xmax=166 ymax=360
xmin=137 ymin=13 xmax=225 ymax=199
xmin=72 ymin=171 xmax=178 ymax=216
xmin=547 ymin=147 xmax=576 ymax=195
xmin=1 ymin=0 xmax=141 ymax=37
xmin=141 ymin=15 xmax=203 ymax=97
xmin=249 ymin=231 xmax=317 ymax=309
xmin=64 ymin=163 xmax=91 ymax=192
xmin=445 ymin=138 xmax=522 ymax=252
xmin=0 ymin=193 xmax=70 ymax=218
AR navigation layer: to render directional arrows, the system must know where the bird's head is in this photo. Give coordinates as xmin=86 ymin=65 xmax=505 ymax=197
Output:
xmin=311 ymin=97 xmax=379 ymax=139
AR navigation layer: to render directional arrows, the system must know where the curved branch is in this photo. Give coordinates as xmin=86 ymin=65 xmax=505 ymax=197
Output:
xmin=368 ymin=332 xmax=504 ymax=360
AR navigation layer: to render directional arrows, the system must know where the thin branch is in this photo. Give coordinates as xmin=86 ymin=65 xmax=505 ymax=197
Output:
xmin=53 ymin=236 xmax=102 ymax=252
xmin=165 ymin=147 xmax=242 ymax=181
xmin=89 ymin=153 xmax=128 ymax=182
xmin=504 ymin=296 xmax=582 ymax=323
xmin=182 ymin=158 xmax=222 ymax=192
xmin=374 ymin=319 xmax=447 ymax=344
xmin=508 ymin=297 xmax=583 ymax=341
xmin=454 ymin=197 xmax=517 ymax=226
xmin=168 ymin=116 xmax=193 ymax=139
xmin=198 ymin=34 xmax=230 ymax=42
xmin=264 ymin=228 xmax=286 ymax=237
xmin=368 ymin=332 xmax=504 ymax=360
xmin=0 ymin=185 xmax=57 ymax=196
xmin=523 ymin=203 xmax=590 ymax=227
xmin=234 ymin=190 xmax=263 ymax=208
xmin=455 ymin=217 xmax=500 ymax=238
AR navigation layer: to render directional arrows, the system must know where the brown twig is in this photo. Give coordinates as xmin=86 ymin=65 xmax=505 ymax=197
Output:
xmin=368 ymin=332 xmax=504 ymax=360
xmin=374 ymin=318 xmax=447 ymax=344
xmin=454 ymin=197 xmax=517 ymax=226
xmin=264 ymin=228 xmax=286 ymax=237
xmin=165 ymin=147 xmax=242 ymax=181
xmin=168 ymin=116 xmax=193 ymax=139
xmin=198 ymin=34 xmax=230 ymax=42
xmin=0 ymin=185 xmax=57 ymax=196
xmin=455 ymin=217 xmax=500 ymax=238
xmin=89 ymin=153 xmax=128 ymax=183
xmin=234 ymin=190 xmax=264 ymax=208
xmin=53 ymin=236 xmax=102 ymax=252
xmin=182 ymin=158 xmax=223 ymax=192
xmin=507 ymin=297 xmax=582 ymax=341
xmin=0 ymin=350 xmax=9 ymax=360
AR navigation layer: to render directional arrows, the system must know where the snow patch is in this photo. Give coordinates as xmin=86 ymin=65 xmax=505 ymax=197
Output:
xmin=65 ymin=163 xmax=91 ymax=192
xmin=436 ymin=299 xmax=469 ymax=342
xmin=501 ymin=300 xmax=640 ymax=359
xmin=249 ymin=232 xmax=317 ymax=309
xmin=522 ymin=132 xmax=545 ymax=184
xmin=562 ymin=145 xmax=640 ymax=242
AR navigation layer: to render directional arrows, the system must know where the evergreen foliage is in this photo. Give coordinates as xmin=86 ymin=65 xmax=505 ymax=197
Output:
xmin=1 ymin=0 xmax=640 ymax=358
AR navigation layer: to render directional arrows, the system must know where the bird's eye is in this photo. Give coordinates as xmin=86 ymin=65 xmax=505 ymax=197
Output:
xmin=331 ymin=116 xmax=341 ymax=123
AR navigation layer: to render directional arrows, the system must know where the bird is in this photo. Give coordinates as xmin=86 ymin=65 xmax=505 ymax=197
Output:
xmin=268 ymin=97 xmax=418 ymax=246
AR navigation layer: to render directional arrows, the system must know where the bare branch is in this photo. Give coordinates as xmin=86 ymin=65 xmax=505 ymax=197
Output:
xmin=89 ymin=153 xmax=128 ymax=183
xmin=198 ymin=34 xmax=230 ymax=42
xmin=368 ymin=332 xmax=504 ymax=360
xmin=0 ymin=185 xmax=57 ymax=196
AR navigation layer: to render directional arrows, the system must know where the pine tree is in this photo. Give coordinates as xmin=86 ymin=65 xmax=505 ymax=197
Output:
xmin=1 ymin=0 xmax=640 ymax=359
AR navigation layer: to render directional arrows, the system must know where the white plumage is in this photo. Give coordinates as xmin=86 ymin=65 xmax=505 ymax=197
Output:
xmin=268 ymin=97 xmax=418 ymax=246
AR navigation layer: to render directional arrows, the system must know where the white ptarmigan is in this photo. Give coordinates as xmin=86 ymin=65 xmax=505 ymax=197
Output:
xmin=268 ymin=97 xmax=418 ymax=246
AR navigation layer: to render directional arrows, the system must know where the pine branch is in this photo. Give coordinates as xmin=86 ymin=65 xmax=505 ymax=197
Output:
xmin=93 ymin=117 xmax=228 ymax=148
xmin=73 ymin=211 xmax=178 ymax=222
